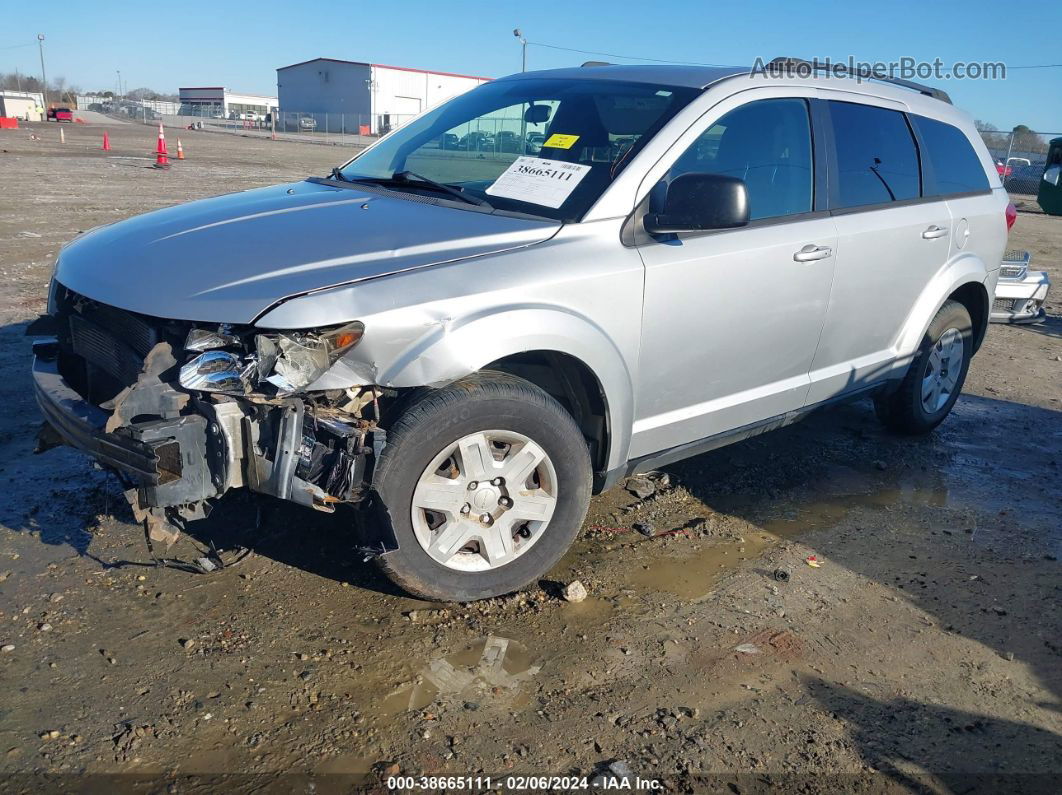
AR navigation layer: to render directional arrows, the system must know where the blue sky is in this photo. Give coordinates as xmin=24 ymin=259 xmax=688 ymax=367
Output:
xmin=4 ymin=0 xmax=1061 ymax=131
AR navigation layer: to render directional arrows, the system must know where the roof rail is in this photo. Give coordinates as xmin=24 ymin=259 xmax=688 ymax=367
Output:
xmin=765 ymin=57 xmax=952 ymax=104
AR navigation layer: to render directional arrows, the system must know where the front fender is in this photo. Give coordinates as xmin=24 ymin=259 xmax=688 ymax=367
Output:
xmin=307 ymin=304 xmax=636 ymax=473
xmin=895 ymin=253 xmax=990 ymax=360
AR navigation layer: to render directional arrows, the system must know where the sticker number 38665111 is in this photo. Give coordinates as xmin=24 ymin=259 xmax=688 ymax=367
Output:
xmin=486 ymin=156 xmax=592 ymax=209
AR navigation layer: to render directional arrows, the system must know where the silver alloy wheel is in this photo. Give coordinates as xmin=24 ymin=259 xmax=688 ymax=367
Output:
xmin=921 ymin=327 xmax=964 ymax=413
xmin=410 ymin=430 xmax=559 ymax=572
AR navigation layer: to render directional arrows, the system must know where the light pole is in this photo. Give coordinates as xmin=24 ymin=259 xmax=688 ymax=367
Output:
xmin=37 ymin=34 xmax=48 ymax=110
xmin=513 ymin=28 xmax=527 ymax=72
xmin=117 ymin=70 xmax=122 ymax=103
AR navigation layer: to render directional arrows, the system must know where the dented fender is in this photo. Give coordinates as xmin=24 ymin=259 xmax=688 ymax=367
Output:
xmin=272 ymin=303 xmax=636 ymax=473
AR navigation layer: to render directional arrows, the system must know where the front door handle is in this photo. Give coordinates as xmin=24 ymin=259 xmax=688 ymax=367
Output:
xmin=922 ymin=225 xmax=949 ymax=240
xmin=793 ymin=244 xmax=833 ymax=262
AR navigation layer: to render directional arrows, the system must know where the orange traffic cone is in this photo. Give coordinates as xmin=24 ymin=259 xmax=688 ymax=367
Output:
xmin=176 ymin=138 xmax=185 ymax=159
xmin=153 ymin=123 xmax=170 ymax=169
xmin=102 ymin=131 xmax=110 ymax=151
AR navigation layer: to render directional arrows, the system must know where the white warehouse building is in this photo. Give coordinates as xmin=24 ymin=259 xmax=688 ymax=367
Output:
xmin=177 ymin=87 xmax=278 ymax=119
xmin=276 ymin=58 xmax=491 ymax=134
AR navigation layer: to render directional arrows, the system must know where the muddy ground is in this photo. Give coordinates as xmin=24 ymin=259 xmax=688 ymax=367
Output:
xmin=0 ymin=120 xmax=1059 ymax=793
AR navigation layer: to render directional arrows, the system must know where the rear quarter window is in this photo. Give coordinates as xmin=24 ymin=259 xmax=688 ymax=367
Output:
xmin=910 ymin=115 xmax=991 ymax=196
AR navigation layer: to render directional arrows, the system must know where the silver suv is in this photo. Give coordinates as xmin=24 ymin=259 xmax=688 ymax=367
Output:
xmin=31 ymin=60 xmax=1009 ymax=601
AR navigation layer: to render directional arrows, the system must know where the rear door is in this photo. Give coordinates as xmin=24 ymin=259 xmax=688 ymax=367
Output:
xmin=806 ymin=99 xmax=953 ymax=404
xmin=907 ymin=114 xmax=1006 ymax=275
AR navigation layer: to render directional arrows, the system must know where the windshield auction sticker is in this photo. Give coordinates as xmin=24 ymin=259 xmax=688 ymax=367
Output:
xmin=486 ymin=157 xmax=592 ymax=209
xmin=542 ymin=133 xmax=580 ymax=149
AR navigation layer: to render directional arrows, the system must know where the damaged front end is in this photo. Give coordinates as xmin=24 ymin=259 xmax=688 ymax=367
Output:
xmin=30 ymin=285 xmax=390 ymax=551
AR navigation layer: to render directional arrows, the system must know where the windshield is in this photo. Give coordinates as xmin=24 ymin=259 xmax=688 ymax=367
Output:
xmin=337 ymin=77 xmax=700 ymax=221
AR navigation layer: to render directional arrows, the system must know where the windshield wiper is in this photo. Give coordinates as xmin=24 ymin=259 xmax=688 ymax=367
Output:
xmin=329 ymin=167 xmax=350 ymax=182
xmin=352 ymin=171 xmax=492 ymax=209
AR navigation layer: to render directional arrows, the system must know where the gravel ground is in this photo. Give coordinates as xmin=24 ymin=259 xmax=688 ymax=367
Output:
xmin=0 ymin=120 xmax=1059 ymax=793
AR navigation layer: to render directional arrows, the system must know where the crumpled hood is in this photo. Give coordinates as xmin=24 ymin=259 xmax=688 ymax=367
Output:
xmin=55 ymin=180 xmax=559 ymax=324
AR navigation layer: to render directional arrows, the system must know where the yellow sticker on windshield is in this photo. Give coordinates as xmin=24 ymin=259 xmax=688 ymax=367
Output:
xmin=542 ymin=133 xmax=580 ymax=150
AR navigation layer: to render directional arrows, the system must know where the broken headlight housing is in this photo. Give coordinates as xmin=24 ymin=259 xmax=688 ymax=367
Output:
xmin=178 ymin=321 xmax=364 ymax=395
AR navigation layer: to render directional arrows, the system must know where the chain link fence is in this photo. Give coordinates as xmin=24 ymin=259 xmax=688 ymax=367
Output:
xmin=126 ymin=105 xmax=553 ymax=157
xmin=140 ymin=105 xmax=420 ymax=148
xmin=977 ymin=128 xmax=1062 ymax=211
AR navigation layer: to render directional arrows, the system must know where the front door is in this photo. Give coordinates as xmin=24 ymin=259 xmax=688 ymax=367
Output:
xmin=632 ymin=97 xmax=836 ymax=459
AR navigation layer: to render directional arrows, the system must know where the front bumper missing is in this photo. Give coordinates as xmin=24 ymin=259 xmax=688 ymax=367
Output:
xmin=33 ymin=354 xmax=216 ymax=507
xmin=33 ymin=349 xmax=378 ymax=535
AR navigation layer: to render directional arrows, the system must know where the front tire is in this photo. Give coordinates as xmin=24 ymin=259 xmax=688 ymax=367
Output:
xmin=875 ymin=299 xmax=973 ymax=435
xmin=372 ymin=372 xmax=592 ymax=602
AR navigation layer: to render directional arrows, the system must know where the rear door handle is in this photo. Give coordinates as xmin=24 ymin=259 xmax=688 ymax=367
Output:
xmin=922 ymin=225 xmax=949 ymax=239
xmin=793 ymin=244 xmax=833 ymax=262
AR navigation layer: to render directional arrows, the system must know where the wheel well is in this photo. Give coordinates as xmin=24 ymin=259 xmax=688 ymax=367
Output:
xmin=949 ymin=281 xmax=990 ymax=352
xmin=484 ymin=351 xmax=610 ymax=474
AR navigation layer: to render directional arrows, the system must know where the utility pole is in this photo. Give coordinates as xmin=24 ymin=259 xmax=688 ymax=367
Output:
xmin=513 ymin=29 xmax=528 ymax=152
xmin=37 ymin=34 xmax=48 ymax=109
xmin=513 ymin=29 xmax=527 ymax=72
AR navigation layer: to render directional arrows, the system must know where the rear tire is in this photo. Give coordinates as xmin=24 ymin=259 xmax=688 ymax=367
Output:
xmin=875 ymin=299 xmax=973 ymax=435
xmin=372 ymin=371 xmax=592 ymax=602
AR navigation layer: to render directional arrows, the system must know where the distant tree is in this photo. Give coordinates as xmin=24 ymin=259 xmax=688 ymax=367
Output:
xmin=0 ymin=72 xmax=44 ymax=93
xmin=975 ymin=120 xmax=1009 ymax=152
xmin=1011 ymin=124 xmax=1048 ymax=156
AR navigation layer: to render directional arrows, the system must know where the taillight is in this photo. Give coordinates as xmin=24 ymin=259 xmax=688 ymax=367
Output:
xmin=1005 ymin=202 xmax=1017 ymax=232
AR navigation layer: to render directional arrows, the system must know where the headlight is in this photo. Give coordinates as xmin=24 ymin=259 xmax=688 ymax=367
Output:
xmin=185 ymin=327 xmax=240 ymax=351
xmin=178 ymin=321 xmax=364 ymax=395
xmin=179 ymin=350 xmax=256 ymax=393
xmin=261 ymin=322 xmax=364 ymax=393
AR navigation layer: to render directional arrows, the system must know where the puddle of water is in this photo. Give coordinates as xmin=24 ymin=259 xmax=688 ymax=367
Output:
xmin=627 ymin=534 xmax=777 ymax=600
xmin=624 ymin=469 xmax=965 ymax=600
xmin=379 ymin=635 xmax=540 ymax=715
xmin=760 ymin=484 xmax=951 ymax=536
xmin=315 ymin=754 xmax=375 ymax=775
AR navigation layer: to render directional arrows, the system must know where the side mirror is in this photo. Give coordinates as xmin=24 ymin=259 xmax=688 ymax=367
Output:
xmin=644 ymin=173 xmax=750 ymax=234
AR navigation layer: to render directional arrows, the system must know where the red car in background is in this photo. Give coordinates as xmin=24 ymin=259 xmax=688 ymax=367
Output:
xmin=47 ymin=107 xmax=74 ymax=122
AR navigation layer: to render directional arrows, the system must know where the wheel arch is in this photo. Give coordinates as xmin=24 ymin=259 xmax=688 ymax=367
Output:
xmin=372 ymin=306 xmax=635 ymax=479
xmin=896 ymin=256 xmax=992 ymax=363
xmin=484 ymin=350 xmax=612 ymax=483
xmin=947 ymin=281 xmax=990 ymax=352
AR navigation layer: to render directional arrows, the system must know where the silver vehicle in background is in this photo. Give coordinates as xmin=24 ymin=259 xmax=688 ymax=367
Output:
xmin=30 ymin=59 xmax=1009 ymax=601
xmin=991 ymin=250 xmax=1052 ymax=323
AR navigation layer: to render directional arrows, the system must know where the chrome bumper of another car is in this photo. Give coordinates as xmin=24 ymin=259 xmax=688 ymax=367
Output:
xmin=991 ymin=250 xmax=1051 ymax=324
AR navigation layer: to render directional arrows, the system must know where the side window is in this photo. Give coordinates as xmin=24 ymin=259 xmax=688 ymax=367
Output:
xmin=668 ymin=98 xmax=813 ymax=221
xmin=829 ymin=101 xmax=920 ymax=208
xmin=910 ymin=115 xmax=990 ymax=195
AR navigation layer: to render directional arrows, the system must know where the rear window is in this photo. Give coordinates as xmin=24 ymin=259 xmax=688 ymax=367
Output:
xmin=829 ymin=101 xmax=921 ymax=209
xmin=910 ymin=115 xmax=991 ymax=196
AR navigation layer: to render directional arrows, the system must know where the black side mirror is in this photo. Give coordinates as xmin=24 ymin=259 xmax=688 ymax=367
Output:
xmin=644 ymin=173 xmax=750 ymax=234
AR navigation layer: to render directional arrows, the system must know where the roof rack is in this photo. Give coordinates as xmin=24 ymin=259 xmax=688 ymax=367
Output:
xmin=766 ymin=57 xmax=952 ymax=104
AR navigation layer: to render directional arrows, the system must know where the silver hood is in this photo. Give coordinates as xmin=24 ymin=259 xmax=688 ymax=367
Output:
xmin=54 ymin=180 xmax=560 ymax=324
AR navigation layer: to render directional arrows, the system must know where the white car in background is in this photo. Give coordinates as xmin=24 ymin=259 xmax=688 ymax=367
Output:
xmin=991 ymin=250 xmax=1051 ymax=323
